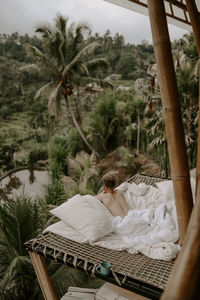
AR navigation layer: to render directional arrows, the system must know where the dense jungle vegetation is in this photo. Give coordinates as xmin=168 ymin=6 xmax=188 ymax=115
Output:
xmin=0 ymin=15 xmax=199 ymax=299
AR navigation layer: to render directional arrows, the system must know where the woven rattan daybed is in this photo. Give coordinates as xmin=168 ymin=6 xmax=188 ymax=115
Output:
xmin=24 ymin=174 xmax=175 ymax=300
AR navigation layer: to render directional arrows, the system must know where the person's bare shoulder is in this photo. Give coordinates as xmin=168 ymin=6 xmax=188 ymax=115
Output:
xmin=95 ymin=193 xmax=111 ymax=204
xmin=115 ymin=190 xmax=126 ymax=198
xmin=95 ymin=193 xmax=107 ymax=202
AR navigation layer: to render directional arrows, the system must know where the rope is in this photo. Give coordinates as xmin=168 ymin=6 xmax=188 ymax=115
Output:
xmin=111 ymin=268 xmax=121 ymax=286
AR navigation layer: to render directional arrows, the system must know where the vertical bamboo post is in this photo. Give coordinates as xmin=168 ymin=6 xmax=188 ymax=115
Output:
xmin=161 ymin=2 xmax=200 ymax=299
xmin=185 ymin=0 xmax=200 ymax=197
xmin=29 ymin=251 xmax=57 ymax=300
xmin=147 ymin=0 xmax=193 ymax=243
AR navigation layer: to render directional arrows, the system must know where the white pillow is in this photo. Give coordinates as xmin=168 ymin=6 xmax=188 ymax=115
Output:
xmin=156 ymin=178 xmax=196 ymax=202
xmin=50 ymin=194 xmax=114 ymax=242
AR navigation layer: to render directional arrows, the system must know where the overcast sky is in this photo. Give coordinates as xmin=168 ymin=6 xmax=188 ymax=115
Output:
xmin=0 ymin=0 xmax=189 ymax=44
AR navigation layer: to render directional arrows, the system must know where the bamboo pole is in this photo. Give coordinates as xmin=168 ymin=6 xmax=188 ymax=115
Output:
xmin=161 ymin=3 xmax=200 ymax=298
xmin=29 ymin=251 xmax=57 ymax=300
xmin=147 ymin=0 xmax=193 ymax=243
xmin=197 ymin=75 xmax=200 ymax=197
xmin=161 ymin=174 xmax=200 ymax=299
xmin=185 ymin=0 xmax=200 ymax=196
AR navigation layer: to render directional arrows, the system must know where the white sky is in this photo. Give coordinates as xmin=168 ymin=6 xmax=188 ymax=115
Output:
xmin=0 ymin=0 xmax=189 ymax=44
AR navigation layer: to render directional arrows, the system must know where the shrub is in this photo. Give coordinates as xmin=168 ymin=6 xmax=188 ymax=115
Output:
xmin=48 ymin=137 xmax=69 ymax=181
xmin=66 ymin=128 xmax=88 ymax=157
xmin=44 ymin=180 xmax=65 ymax=206
xmin=28 ymin=147 xmax=48 ymax=167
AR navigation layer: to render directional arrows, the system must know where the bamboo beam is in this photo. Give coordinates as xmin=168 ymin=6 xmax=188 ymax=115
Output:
xmin=128 ymin=0 xmax=191 ymax=26
xmin=129 ymin=0 xmax=188 ymax=11
xmin=29 ymin=251 xmax=57 ymax=300
xmin=147 ymin=0 xmax=193 ymax=243
xmin=186 ymin=0 xmax=200 ymax=56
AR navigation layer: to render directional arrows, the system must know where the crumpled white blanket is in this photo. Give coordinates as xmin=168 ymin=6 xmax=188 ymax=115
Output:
xmin=44 ymin=182 xmax=180 ymax=261
xmin=116 ymin=181 xmax=168 ymax=209
xmin=113 ymin=203 xmax=178 ymax=245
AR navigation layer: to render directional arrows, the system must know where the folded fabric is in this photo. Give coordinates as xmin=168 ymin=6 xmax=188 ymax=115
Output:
xmin=50 ymin=194 xmax=114 ymax=242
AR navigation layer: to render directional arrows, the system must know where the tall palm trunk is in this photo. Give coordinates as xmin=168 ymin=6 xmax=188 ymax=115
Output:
xmin=163 ymin=140 xmax=169 ymax=178
xmin=64 ymin=93 xmax=99 ymax=156
xmin=74 ymin=95 xmax=82 ymax=125
xmin=136 ymin=114 xmax=140 ymax=155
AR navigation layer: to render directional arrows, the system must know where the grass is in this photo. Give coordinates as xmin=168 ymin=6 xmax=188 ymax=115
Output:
xmin=0 ymin=112 xmax=29 ymax=134
xmin=110 ymin=79 xmax=133 ymax=87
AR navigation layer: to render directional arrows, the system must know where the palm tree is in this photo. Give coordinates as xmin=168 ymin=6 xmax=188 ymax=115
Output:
xmin=0 ymin=195 xmax=44 ymax=299
xmin=20 ymin=14 xmax=109 ymax=155
xmin=0 ymin=195 xmax=89 ymax=299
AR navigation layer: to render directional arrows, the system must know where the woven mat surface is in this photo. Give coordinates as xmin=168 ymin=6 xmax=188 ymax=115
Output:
xmin=25 ymin=232 xmax=174 ymax=290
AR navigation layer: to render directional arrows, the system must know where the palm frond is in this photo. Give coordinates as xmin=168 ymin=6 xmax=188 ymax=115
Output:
xmin=34 ymin=81 xmax=54 ymax=100
xmin=0 ymin=256 xmax=32 ymax=288
xmin=86 ymin=58 xmax=110 ymax=72
xmin=55 ymin=14 xmax=68 ymax=35
xmin=48 ymin=84 xmax=62 ymax=118
xmin=26 ymin=45 xmax=58 ymax=75
xmin=73 ymin=23 xmax=90 ymax=49
xmin=63 ymin=42 xmax=101 ymax=76
xmin=35 ymin=23 xmax=53 ymax=38
xmin=60 ymin=175 xmax=78 ymax=190
xmin=19 ymin=64 xmax=41 ymax=77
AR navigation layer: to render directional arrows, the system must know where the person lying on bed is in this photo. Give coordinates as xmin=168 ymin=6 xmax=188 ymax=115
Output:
xmin=95 ymin=175 xmax=129 ymax=218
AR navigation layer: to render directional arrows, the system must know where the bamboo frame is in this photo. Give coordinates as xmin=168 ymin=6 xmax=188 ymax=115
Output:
xmin=29 ymin=251 xmax=57 ymax=300
xmin=186 ymin=0 xmax=200 ymax=188
xmin=161 ymin=1 xmax=200 ymax=298
xmin=147 ymin=0 xmax=193 ymax=243
xmin=186 ymin=0 xmax=200 ymax=56
xmin=121 ymin=0 xmax=192 ymax=26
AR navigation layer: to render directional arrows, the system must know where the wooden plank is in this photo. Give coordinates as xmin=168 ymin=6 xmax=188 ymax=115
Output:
xmin=29 ymin=251 xmax=57 ymax=300
xmin=96 ymin=283 xmax=150 ymax=300
xmin=68 ymin=287 xmax=98 ymax=294
xmin=61 ymin=287 xmax=98 ymax=300
xmin=62 ymin=292 xmax=95 ymax=299
xmin=61 ymin=296 xmax=83 ymax=300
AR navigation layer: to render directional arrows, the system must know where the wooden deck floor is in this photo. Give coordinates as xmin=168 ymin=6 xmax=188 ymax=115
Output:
xmin=61 ymin=283 xmax=150 ymax=300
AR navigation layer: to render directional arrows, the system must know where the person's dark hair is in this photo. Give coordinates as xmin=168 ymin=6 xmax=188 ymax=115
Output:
xmin=103 ymin=175 xmax=115 ymax=189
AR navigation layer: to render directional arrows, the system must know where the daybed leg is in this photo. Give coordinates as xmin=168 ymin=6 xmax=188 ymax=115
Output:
xmin=29 ymin=251 xmax=58 ymax=300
